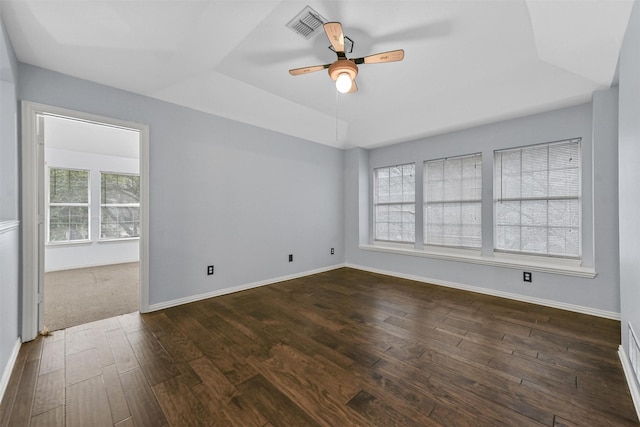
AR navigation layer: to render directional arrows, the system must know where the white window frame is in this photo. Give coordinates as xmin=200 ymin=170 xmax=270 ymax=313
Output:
xmin=100 ymin=171 xmax=140 ymax=241
xmin=424 ymin=153 xmax=482 ymax=250
xmin=47 ymin=167 xmax=91 ymax=244
xmin=494 ymin=138 xmax=581 ymax=259
xmin=373 ymin=163 xmax=416 ymax=244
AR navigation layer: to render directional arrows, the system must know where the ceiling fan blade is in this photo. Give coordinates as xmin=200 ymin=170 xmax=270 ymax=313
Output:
xmin=355 ymin=49 xmax=405 ymax=65
xmin=348 ymin=79 xmax=358 ymax=94
xmin=324 ymin=22 xmax=345 ymax=53
xmin=289 ymin=64 xmax=330 ymax=76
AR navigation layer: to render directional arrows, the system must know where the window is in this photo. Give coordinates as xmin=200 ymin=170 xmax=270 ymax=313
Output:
xmin=48 ymin=168 xmax=90 ymax=242
xmin=374 ymin=163 xmax=415 ymax=243
xmin=100 ymin=172 xmax=140 ymax=239
xmin=424 ymin=153 xmax=482 ymax=249
xmin=494 ymin=139 xmax=581 ymax=257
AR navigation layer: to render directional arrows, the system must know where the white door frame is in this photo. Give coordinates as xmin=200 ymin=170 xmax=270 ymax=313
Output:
xmin=21 ymin=101 xmax=150 ymax=341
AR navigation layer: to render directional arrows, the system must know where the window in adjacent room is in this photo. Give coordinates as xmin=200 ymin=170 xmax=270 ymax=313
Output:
xmin=374 ymin=163 xmax=416 ymax=243
xmin=424 ymin=153 xmax=482 ymax=249
xmin=48 ymin=168 xmax=90 ymax=242
xmin=494 ymin=138 xmax=581 ymax=257
xmin=100 ymin=172 xmax=140 ymax=240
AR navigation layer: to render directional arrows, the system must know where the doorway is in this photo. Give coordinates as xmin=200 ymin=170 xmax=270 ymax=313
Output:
xmin=21 ymin=102 xmax=150 ymax=340
xmin=43 ymin=115 xmax=140 ymax=331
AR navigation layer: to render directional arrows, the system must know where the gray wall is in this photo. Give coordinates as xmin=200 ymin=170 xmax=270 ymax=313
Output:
xmin=0 ymin=15 xmax=20 ymax=393
xmin=18 ymin=64 xmax=344 ymax=306
xmin=0 ymin=16 xmax=18 ymax=221
xmin=345 ymin=95 xmax=621 ymax=315
xmin=619 ymin=0 xmax=640 ymax=371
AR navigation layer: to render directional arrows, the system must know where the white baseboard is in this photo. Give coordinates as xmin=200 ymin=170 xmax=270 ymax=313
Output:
xmin=619 ymin=345 xmax=640 ymax=422
xmin=346 ymin=263 xmax=621 ymax=320
xmin=148 ymin=262 xmax=620 ymax=320
xmin=0 ymin=338 xmax=22 ymax=406
xmin=147 ymin=264 xmax=346 ymax=312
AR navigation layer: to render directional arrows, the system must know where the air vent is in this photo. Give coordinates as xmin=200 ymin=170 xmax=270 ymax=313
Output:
xmin=286 ymin=6 xmax=327 ymax=40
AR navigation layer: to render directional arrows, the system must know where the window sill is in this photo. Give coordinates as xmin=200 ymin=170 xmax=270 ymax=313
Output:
xmin=98 ymin=237 xmax=140 ymax=243
xmin=359 ymin=244 xmax=596 ymax=278
xmin=46 ymin=240 xmax=92 ymax=247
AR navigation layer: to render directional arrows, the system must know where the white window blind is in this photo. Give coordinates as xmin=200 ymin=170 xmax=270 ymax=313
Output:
xmin=100 ymin=172 xmax=140 ymax=239
xmin=374 ymin=163 xmax=415 ymax=243
xmin=424 ymin=153 xmax=482 ymax=249
xmin=48 ymin=168 xmax=90 ymax=242
xmin=494 ymin=139 xmax=581 ymax=257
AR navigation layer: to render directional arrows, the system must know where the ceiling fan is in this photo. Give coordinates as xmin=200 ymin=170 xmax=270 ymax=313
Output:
xmin=289 ymin=22 xmax=405 ymax=94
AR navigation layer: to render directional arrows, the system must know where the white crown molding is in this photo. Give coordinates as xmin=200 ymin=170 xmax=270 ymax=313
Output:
xmin=0 ymin=220 xmax=19 ymax=234
xmin=0 ymin=220 xmax=20 ymax=234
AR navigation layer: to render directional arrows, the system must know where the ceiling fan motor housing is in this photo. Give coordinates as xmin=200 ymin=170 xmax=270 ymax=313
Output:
xmin=328 ymin=60 xmax=358 ymax=81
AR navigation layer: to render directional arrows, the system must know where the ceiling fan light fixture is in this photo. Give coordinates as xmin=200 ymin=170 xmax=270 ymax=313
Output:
xmin=328 ymin=59 xmax=358 ymax=93
xmin=289 ymin=21 xmax=404 ymax=95
xmin=336 ymin=72 xmax=352 ymax=93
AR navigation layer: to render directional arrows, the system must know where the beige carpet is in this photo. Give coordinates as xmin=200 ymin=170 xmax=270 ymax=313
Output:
xmin=44 ymin=262 xmax=139 ymax=331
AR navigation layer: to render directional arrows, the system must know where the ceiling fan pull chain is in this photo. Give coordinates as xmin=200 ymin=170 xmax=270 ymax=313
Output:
xmin=335 ymin=89 xmax=339 ymax=144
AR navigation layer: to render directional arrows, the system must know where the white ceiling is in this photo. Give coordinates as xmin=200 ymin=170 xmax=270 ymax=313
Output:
xmin=1 ymin=1 xmax=633 ymax=149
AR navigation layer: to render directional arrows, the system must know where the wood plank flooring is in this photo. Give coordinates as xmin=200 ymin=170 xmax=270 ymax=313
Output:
xmin=1 ymin=268 xmax=638 ymax=426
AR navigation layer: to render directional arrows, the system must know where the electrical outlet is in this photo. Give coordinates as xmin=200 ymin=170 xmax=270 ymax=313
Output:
xmin=331 ymin=248 xmax=334 ymax=255
xmin=207 ymin=265 xmax=214 ymax=275
xmin=289 ymin=254 xmax=293 ymax=262
xmin=523 ymin=271 xmax=532 ymax=282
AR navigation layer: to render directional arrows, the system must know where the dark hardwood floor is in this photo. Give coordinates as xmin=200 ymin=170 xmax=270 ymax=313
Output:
xmin=1 ymin=268 xmax=638 ymax=426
